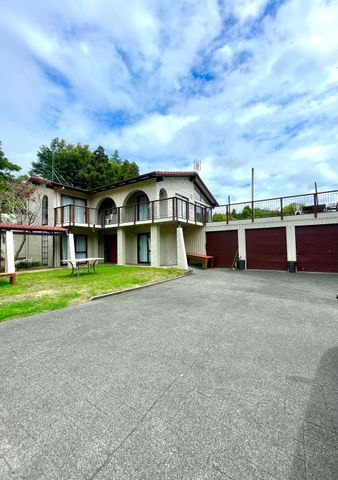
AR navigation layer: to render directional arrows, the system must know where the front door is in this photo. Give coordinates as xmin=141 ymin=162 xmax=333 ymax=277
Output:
xmin=138 ymin=233 xmax=150 ymax=264
xmin=104 ymin=234 xmax=117 ymax=263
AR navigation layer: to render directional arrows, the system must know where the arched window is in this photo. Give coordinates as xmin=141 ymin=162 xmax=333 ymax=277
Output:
xmin=42 ymin=195 xmax=48 ymax=225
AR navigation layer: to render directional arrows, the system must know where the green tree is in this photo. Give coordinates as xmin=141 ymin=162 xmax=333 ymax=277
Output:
xmin=80 ymin=146 xmax=111 ymax=189
xmin=30 ymin=138 xmax=93 ymax=188
xmin=109 ymin=150 xmax=139 ymax=182
xmin=30 ymin=141 xmax=139 ymax=189
xmin=0 ymin=142 xmax=21 ymax=181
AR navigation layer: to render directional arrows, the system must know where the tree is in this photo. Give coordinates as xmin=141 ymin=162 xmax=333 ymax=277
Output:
xmin=109 ymin=150 xmax=139 ymax=182
xmin=80 ymin=146 xmax=111 ymax=190
xmin=0 ymin=178 xmax=41 ymax=260
xmin=30 ymin=138 xmax=93 ymax=188
xmin=30 ymin=140 xmax=140 ymax=189
xmin=0 ymin=142 xmax=21 ymax=181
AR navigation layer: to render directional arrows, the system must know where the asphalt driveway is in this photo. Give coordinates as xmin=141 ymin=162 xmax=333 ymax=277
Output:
xmin=1 ymin=269 xmax=337 ymax=479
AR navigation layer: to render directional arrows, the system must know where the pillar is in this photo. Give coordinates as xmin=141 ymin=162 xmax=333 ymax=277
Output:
xmin=150 ymin=225 xmax=161 ymax=267
xmin=176 ymin=226 xmax=188 ymax=270
xmin=238 ymin=228 xmax=246 ymax=264
xmin=5 ymin=230 xmax=15 ymax=273
xmin=68 ymin=233 xmax=76 ymax=261
xmin=117 ymin=228 xmax=126 ymax=265
xmin=286 ymin=225 xmax=296 ymax=262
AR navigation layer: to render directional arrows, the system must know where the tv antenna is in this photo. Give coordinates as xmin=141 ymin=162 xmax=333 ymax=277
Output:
xmin=193 ymin=160 xmax=201 ymax=172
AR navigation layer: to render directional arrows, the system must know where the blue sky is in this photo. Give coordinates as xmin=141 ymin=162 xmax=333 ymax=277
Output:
xmin=1 ymin=0 xmax=337 ymax=202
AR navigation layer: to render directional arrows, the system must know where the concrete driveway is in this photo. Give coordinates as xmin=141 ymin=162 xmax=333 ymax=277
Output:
xmin=1 ymin=269 xmax=337 ymax=479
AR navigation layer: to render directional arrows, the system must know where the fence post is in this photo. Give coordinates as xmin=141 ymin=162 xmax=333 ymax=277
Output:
xmin=280 ymin=198 xmax=283 ymax=220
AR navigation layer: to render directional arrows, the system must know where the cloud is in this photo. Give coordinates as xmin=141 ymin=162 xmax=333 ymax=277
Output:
xmin=0 ymin=0 xmax=337 ymax=204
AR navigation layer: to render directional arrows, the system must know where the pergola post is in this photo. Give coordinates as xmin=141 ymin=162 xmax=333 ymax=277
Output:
xmin=5 ymin=230 xmax=15 ymax=273
xmin=68 ymin=233 xmax=76 ymax=263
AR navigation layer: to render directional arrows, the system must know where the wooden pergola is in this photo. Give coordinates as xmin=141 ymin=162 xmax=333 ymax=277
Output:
xmin=0 ymin=223 xmax=68 ymax=275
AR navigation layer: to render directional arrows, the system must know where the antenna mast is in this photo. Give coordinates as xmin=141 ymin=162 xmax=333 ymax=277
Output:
xmin=193 ymin=160 xmax=201 ymax=172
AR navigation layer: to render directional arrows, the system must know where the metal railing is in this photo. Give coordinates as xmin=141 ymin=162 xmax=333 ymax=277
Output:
xmin=54 ymin=197 xmax=211 ymax=227
xmin=211 ymin=189 xmax=338 ymax=223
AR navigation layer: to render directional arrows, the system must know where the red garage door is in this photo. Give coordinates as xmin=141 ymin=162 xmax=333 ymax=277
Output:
xmin=246 ymin=227 xmax=287 ymax=270
xmin=206 ymin=231 xmax=238 ymax=268
xmin=296 ymin=225 xmax=338 ymax=272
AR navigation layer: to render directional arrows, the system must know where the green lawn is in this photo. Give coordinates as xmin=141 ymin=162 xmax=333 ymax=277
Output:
xmin=0 ymin=265 xmax=183 ymax=323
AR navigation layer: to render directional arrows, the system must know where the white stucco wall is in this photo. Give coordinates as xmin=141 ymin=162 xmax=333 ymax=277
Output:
xmin=183 ymin=226 xmax=206 ymax=255
xmin=160 ymin=225 xmax=177 ymax=265
xmin=91 ymin=179 xmax=158 ymax=209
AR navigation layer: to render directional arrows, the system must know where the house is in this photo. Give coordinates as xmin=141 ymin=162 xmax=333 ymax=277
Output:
xmin=2 ymin=172 xmax=337 ymax=274
xmin=26 ymin=171 xmax=218 ymax=269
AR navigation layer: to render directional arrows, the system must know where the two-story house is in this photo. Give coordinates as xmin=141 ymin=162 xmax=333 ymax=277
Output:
xmin=28 ymin=171 xmax=218 ymax=268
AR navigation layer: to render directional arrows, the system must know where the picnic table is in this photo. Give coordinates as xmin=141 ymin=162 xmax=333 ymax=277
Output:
xmin=66 ymin=258 xmax=104 ymax=276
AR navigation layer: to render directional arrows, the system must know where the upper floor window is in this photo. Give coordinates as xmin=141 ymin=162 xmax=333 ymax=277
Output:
xmin=42 ymin=195 xmax=48 ymax=225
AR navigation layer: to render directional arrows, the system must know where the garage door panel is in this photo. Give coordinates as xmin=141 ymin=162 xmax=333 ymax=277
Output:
xmin=206 ymin=231 xmax=238 ymax=268
xmin=296 ymin=225 xmax=338 ymax=272
xmin=246 ymin=227 xmax=287 ymax=270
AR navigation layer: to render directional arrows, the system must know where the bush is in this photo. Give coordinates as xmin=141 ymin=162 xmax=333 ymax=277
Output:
xmin=15 ymin=261 xmax=42 ymax=270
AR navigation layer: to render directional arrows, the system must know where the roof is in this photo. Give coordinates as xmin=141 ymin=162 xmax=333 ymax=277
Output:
xmin=0 ymin=224 xmax=68 ymax=235
xmin=29 ymin=171 xmax=219 ymax=207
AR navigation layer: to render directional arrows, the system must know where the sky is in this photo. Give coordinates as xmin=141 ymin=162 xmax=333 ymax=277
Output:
xmin=1 ymin=0 xmax=337 ymax=203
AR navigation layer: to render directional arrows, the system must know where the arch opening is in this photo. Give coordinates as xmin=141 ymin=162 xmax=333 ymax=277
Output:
xmin=98 ymin=197 xmax=117 ymax=225
xmin=123 ymin=190 xmax=150 ymax=222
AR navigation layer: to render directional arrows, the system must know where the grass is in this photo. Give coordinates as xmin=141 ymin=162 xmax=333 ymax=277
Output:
xmin=0 ymin=265 xmax=183 ymax=323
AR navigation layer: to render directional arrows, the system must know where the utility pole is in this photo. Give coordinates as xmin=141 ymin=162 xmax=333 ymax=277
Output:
xmin=251 ymin=167 xmax=254 ymax=223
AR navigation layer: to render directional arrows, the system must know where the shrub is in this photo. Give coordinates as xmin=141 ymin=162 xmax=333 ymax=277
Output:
xmin=15 ymin=260 xmax=42 ymax=270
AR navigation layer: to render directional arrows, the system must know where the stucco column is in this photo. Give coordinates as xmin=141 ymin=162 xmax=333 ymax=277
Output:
xmin=68 ymin=233 xmax=76 ymax=261
xmin=238 ymin=227 xmax=246 ymax=264
xmin=117 ymin=228 xmax=126 ymax=265
xmin=176 ymin=226 xmax=188 ymax=270
xmin=5 ymin=230 xmax=15 ymax=273
xmin=150 ymin=225 xmax=161 ymax=267
xmin=286 ymin=224 xmax=297 ymax=262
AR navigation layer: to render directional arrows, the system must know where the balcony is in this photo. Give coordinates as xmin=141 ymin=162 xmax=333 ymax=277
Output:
xmin=54 ymin=197 xmax=210 ymax=228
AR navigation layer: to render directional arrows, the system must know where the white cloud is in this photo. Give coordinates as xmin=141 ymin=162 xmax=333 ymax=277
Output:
xmin=0 ymin=0 xmax=337 ymax=203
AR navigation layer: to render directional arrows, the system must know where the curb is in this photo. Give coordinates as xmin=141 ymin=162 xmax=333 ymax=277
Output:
xmin=89 ymin=269 xmax=193 ymax=302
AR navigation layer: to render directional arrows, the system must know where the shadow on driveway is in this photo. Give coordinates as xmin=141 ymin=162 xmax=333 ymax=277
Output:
xmin=291 ymin=347 xmax=338 ymax=479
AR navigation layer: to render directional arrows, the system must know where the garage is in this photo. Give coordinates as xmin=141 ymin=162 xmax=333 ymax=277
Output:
xmin=206 ymin=231 xmax=238 ymax=268
xmin=246 ymin=227 xmax=287 ymax=270
xmin=296 ymin=225 xmax=338 ymax=272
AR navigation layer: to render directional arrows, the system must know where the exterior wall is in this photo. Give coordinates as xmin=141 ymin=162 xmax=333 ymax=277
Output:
xmin=160 ymin=225 xmax=177 ymax=266
xmin=91 ymin=179 xmax=157 ymax=209
xmin=183 ymin=226 xmax=206 ymax=254
xmin=125 ymin=231 xmax=138 ymax=264
xmin=155 ymin=177 xmax=211 ymax=207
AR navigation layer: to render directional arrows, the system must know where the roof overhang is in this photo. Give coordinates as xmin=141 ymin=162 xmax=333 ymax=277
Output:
xmin=29 ymin=171 xmax=219 ymax=207
xmin=0 ymin=224 xmax=68 ymax=236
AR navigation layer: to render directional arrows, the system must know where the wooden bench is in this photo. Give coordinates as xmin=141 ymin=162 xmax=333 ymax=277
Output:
xmin=187 ymin=253 xmax=214 ymax=270
xmin=0 ymin=272 xmax=17 ymax=284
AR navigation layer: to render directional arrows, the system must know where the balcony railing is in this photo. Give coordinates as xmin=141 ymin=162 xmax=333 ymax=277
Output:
xmin=211 ymin=189 xmax=338 ymax=224
xmin=54 ymin=197 xmax=211 ymax=228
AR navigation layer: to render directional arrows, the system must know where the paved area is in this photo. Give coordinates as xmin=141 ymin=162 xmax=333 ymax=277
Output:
xmin=1 ymin=269 xmax=338 ymax=480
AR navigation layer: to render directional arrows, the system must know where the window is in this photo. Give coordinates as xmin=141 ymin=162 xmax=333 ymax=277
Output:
xmin=61 ymin=234 xmax=87 ymax=263
xmin=137 ymin=194 xmax=150 ymax=221
xmin=74 ymin=235 xmax=87 ymax=259
xmin=61 ymin=195 xmax=86 ymax=223
xmin=42 ymin=195 xmax=48 ymax=225
xmin=176 ymin=194 xmax=188 ymax=219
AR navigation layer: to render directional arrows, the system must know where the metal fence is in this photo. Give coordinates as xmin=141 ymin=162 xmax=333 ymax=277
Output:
xmin=211 ymin=189 xmax=338 ymax=223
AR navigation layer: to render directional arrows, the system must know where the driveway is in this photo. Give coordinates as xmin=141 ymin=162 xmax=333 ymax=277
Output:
xmin=1 ymin=269 xmax=337 ymax=479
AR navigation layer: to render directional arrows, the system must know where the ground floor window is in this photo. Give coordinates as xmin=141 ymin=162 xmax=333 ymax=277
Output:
xmin=138 ymin=233 xmax=150 ymax=263
xmin=61 ymin=234 xmax=88 ymax=262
